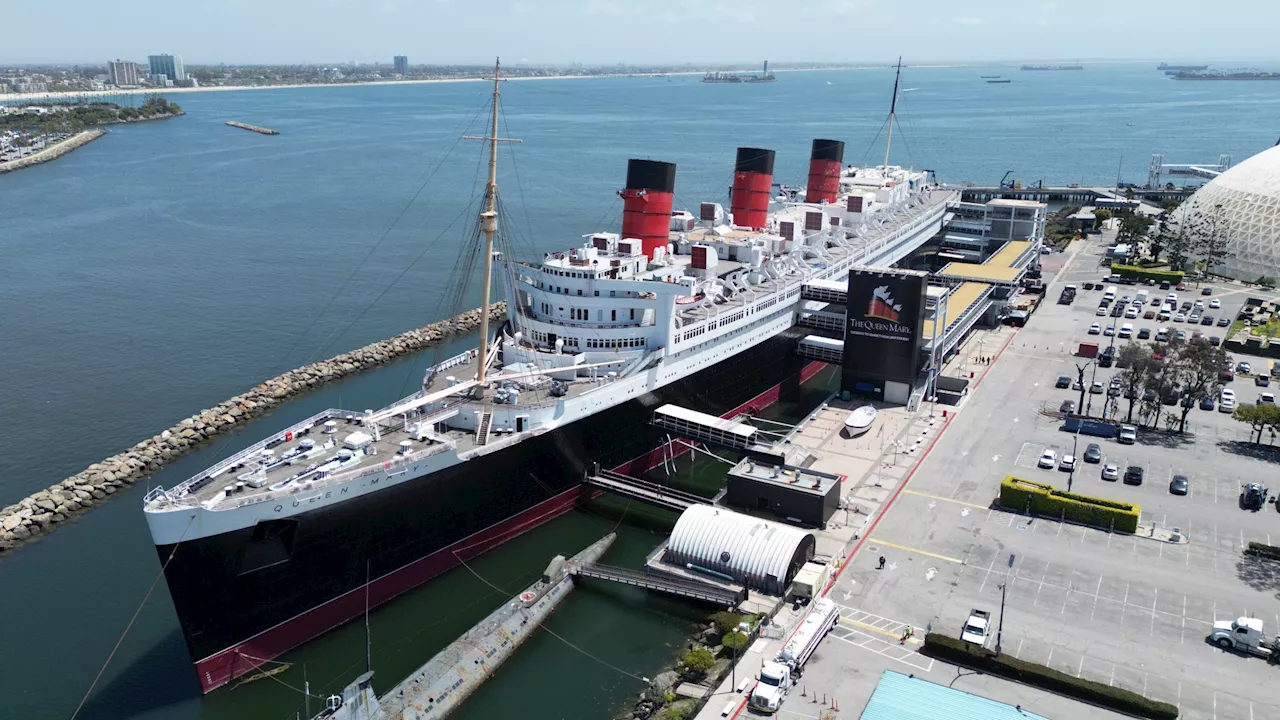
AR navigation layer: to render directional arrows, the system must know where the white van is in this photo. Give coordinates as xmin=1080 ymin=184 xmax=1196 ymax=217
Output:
xmin=1119 ymin=323 xmax=1134 ymax=338
xmin=1104 ymin=286 xmax=1118 ymax=302
xmin=1136 ymin=289 xmax=1149 ymax=304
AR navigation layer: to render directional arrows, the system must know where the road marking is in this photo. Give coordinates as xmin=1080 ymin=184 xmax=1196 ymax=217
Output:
xmin=902 ymin=489 xmax=989 ymax=509
xmin=869 ymin=538 xmax=964 ymax=564
xmin=839 ymin=616 xmax=907 ymax=642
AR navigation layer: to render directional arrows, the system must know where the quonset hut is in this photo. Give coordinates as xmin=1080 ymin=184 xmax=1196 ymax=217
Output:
xmin=662 ymin=505 xmax=816 ymax=595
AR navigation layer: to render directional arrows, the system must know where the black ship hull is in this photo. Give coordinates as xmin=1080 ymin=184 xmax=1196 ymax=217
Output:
xmin=159 ymin=330 xmax=826 ymax=691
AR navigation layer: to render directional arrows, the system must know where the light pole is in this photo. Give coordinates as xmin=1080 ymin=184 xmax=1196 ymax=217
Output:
xmin=995 ymin=553 xmax=1015 ymax=657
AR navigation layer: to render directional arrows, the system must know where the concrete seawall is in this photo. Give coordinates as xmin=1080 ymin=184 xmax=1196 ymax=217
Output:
xmin=0 ymin=303 xmax=506 ymax=551
xmin=0 ymin=129 xmax=106 ymax=174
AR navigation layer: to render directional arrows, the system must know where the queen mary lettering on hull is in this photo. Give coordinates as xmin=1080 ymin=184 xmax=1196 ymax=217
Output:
xmin=141 ymin=58 xmax=955 ymax=692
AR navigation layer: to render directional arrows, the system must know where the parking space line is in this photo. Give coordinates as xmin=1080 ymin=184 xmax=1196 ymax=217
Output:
xmin=869 ymin=538 xmax=963 ymax=564
xmin=903 ymin=489 xmax=988 ymax=510
xmin=1151 ymin=588 xmax=1158 ymax=635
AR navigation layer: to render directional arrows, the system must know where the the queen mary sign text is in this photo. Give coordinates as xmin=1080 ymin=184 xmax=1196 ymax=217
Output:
xmin=842 ymin=270 xmax=927 ymax=390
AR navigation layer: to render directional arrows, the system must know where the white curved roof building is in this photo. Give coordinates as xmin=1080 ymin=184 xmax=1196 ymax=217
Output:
xmin=664 ymin=505 xmax=815 ymax=594
xmin=1178 ymin=144 xmax=1280 ymax=281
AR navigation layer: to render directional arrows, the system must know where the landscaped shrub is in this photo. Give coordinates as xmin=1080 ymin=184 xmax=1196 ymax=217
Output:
xmin=1245 ymin=542 xmax=1280 ymax=561
xmin=921 ymin=633 xmax=1178 ymax=719
xmin=999 ymin=476 xmax=1140 ymax=533
xmin=1110 ymin=263 xmax=1184 ymax=284
xmin=677 ymin=647 xmax=715 ymax=681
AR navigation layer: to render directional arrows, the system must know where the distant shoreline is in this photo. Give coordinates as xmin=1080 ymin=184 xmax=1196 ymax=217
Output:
xmin=0 ymin=66 xmax=894 ymax=103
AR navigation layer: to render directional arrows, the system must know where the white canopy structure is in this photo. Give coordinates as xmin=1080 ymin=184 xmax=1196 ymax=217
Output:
xmin=664 ymin=505 xmax=815 ymax=594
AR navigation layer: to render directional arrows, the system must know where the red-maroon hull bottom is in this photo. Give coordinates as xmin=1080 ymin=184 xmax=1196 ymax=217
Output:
xmin=193 ymin=360 xmax=828 ymax=692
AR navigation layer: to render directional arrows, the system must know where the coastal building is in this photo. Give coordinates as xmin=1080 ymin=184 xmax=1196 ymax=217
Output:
xmin=1176 ymin=143 xmax=1280 ymax=282
xmin=107 ymin=60 xmax=139 ymax=87
xmin=148 ymin=54 xmax=185 ymax=82
xmin=394 ymin=55 xmax=409 ymax=75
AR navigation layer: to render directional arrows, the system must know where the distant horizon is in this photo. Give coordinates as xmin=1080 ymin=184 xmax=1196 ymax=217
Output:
xmin=4 ymin=56 xmax=1278 ymax=69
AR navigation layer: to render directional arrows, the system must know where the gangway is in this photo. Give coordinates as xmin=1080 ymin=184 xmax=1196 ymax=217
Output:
xmin=651 ymin=405 xmax=792 ymax=464
xmin=797 ymin=308 xmax=845 ymax=333
xmin=571 ymin=563 xmax=746 ymax=608
xmin=585 ymin=468 xmax=705 ymax=512
xmin=800 ymin=278 xmax=848 ymax=304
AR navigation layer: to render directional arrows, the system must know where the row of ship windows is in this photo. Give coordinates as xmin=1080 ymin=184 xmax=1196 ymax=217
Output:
xmin=537 ymin=283 xmax=638 ymax=299
xmin=527 ymin=330 xmax=645 ymax=350
xmin=541 ymin=303 xmax=636 ymax=322
xmin=676 ymin=289 xmax=794 ymax=343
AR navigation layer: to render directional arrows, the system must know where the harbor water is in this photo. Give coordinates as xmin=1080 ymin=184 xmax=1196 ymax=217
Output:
xmin=1 ymin=64 xmax=1277 ymax=720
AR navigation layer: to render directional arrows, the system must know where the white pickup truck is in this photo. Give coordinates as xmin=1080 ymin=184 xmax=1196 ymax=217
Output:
xmin=961 ymin=609 xmax=991 ymax=647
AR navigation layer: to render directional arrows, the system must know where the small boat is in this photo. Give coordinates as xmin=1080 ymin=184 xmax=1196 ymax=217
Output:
xmin=844 ymin=405 xmax=878 ymax=437
xmin=987 ymin=79 xmax=1011 ymax=84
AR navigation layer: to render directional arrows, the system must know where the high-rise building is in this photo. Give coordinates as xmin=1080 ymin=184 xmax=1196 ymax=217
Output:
xmin=394 ymin=55 xmax=409 ymax=75
xmin=107 ymin=60 xmax=139 ymax=87
xmin=148 ymin=54 xmax=185 ymax=82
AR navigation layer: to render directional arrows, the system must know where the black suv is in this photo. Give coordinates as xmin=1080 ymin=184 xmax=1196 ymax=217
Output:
xmin=1124 ymin=466 xmax=1145 ymax=485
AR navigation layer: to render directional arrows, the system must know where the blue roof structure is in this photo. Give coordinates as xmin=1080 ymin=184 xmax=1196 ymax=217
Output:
xmin=859 ymin=670 xmax=1054 ymax=720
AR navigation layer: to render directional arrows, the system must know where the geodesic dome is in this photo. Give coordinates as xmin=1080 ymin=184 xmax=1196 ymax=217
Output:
xmin=1178 ymin=144 xmax=1280 ymax=282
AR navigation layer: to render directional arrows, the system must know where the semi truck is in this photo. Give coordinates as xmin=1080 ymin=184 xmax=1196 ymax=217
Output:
xmin=1209 ymin=617 xmax=1280 ymax=660
xmin=749 ymin=599 xmax=840 ymax=712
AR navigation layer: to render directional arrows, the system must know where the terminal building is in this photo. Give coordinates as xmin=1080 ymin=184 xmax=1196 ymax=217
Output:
xmin=797 ymin=197 xmax=1045 ymax=407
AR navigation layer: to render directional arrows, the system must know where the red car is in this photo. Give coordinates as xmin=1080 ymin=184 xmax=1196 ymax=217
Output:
xmin=1176 ymin=282 xmax=1187 ymax=291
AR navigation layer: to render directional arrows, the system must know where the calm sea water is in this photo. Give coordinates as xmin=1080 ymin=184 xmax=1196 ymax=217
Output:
xmin=1 ymin=64 xmax=1277 ymax=720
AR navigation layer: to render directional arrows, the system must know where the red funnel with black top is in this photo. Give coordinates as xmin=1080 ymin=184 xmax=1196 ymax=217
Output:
xmin=620 ymin=159 xmax=677 ymax=260
xmin=730 ymin=147 xmax=775 ymax=230
xmin=805 ymin=139 xmax=845 ymax=204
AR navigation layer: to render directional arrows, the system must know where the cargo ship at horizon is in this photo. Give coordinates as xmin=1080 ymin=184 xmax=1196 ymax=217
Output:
xmin=703 ymin=60 xmax=776 ymax=83
xmin=1021 ymin=63 xmax=1083 ymax=71
xmin=143 ymin=59 xmax=953 ymax=694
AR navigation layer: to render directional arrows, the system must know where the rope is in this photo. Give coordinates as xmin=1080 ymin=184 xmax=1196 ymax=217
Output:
xmin=70 ymin=514 xmax=197 ymax=720
xmin=451 ymin=551 xmax=650 ymax=684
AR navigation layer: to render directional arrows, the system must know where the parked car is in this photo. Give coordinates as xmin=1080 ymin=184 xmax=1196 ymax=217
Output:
xmin=1083 ymin=443 xmax=1102 ymax=463
xmin=1256 ymin=375 xmax=1271 ymax=387
xmin=1218 ymin=317 xmax=1231 ymax=327
xmin=1176 ymin=330 xmax=1187 ymax=341
xmin=1175 ymin=313 xmax=1187 ymax=323
xmin=1059 ymin=455 xmax=1077 ymax=472
xmin=1261 ymin=392 xmax=1277 ymax=405
xmin=1108 ymin=383 xmax=1122 ymax=397
xmin=1143 ymin=310 xmax=1156 ymax=320
xmin=1060 ymin=400 xmax=1076 ymax=413
xmin=1096 ymin=306 xmax=1108 ymax=316
xmin=1125 ymin=307 xmax=1139 ymax=319
xmin=1102 ymin=463 xmax=1119 ymax=481
xmin=1200 ymin=396 xmax=1216 ymax=410
xmin=1156 ymin=328 xmax=1169 ymax=342
xmin=1202 ymin=287 xmax=1214 ymax=296
xmin=1038 ymin=449 xmax=1058 ymax=469
xmin=1090 ymin=381 xmax=1104 ymax=394
xmin=1239 ymin=362 xmax=1253 ymax=374
xmin=1210 ymin=336 xmax=1222 ymax=346
xmin=1210 ymin=298 xmax=1221 ymax=309
xmin=1124 ymin=465 xmax=1145 ymax=485
xmin=1188 ymin=313 xmax=1202 ymax=324
xmin=1201 ymin=315 xmax=1214 ymax=326
xmin=1056 ymin=375 xmax=1071 ymax=389
xmin=1104 ymin=325 xmax=1116 ymax=336
xmin=1138 ymin=328 xmax=1151 ymax=339
xmin=1150 ymin=298 xmax=1162 ymax=306
xmin=1170 ymin=475 xmax=1189 ymax=495
xmin=1089 ymin=323 xmax=1101 ymax=335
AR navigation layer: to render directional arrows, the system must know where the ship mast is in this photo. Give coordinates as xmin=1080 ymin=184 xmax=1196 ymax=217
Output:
xmin=882 ymin=56 xmax=902 ymax=169
xmin=465 ymin=57 xmax=520 ymax=385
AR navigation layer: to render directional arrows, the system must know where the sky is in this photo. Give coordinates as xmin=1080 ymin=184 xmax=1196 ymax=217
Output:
xmin=4 ymin=0 xmax=1280 ymax=66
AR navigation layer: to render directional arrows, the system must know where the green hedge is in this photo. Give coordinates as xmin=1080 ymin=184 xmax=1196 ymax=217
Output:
xmin=1110 ymin=263 xmax=1184 ymax=284
xmin=1245 ymin=542 xmax=1280 ymax=561
xmin=999 ymin=476 xmax=1140 ymax=533
xmin=921 ymin=633 xmax=1179 ymax=719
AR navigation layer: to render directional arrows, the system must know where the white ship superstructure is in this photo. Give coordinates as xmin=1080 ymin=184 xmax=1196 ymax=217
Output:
xmin=145 ymin=159 xmax=952 ymax=544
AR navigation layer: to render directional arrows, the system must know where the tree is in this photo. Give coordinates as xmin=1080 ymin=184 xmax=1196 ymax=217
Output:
xmin=1233 ymin=404 xmax=1280 ymax=444
xmin=1170 ymin=339 xmax=1226 ymax=433
xmin=1154 ymin=212 xmax=1191 ymax=271
xmin=1116 ymin=213 xmax=1153 ymax=249
xmin=1139 ymin=341 xmax=1180 ymax=429
xmin=1116 ymin=342 xmax=1152 ymax=422
xmin=722 ymin=631 xmax=749 ymax=652
xmin=1074 ymin=362 xmax=1089 ymax=414
xmin=677 ymin=647 xmax=715 ymax=681
xmin=1094 ymin=209 xmax=1113 ymax=226
xmin=1185 ymin=205 xmax=1232 ymax=279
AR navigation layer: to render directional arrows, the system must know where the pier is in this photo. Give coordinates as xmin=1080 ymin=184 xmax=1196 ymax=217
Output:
xmin=584 ymin=468 xmax=706 ymax=512
xmin=957 ymin=184 xmax=1194 ymax=205
xmin=226 ymin=121 xmax=279 ymax=135
xmin=570 ymin=563 xmax=746 ymax=608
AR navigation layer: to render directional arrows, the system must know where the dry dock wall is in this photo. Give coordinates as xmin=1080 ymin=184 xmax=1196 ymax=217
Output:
xmin=0 ymin=303 xmax=507 ymax=551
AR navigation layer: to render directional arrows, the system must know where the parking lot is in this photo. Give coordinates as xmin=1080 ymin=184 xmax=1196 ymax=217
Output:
xmin=825 ymin=237 xmax=1280 ymax=719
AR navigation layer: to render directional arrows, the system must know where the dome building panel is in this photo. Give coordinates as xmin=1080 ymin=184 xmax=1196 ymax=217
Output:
xmin=1178 ymin=144 xmax=1280 ymax=281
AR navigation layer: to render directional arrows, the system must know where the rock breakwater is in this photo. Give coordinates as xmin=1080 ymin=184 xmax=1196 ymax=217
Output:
xmin=0 ymin=303 xmax=506 ymax=552
xmin=0 ymin=129 xmax=105 ymax=175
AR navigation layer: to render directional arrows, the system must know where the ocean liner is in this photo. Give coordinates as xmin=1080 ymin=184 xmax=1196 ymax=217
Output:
xmin=143 ymin=59 xmax=954 ymax=692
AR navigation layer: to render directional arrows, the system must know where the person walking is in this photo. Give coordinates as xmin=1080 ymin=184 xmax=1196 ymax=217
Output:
xmin=878 ymin=555 xmax=886 ymax=570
